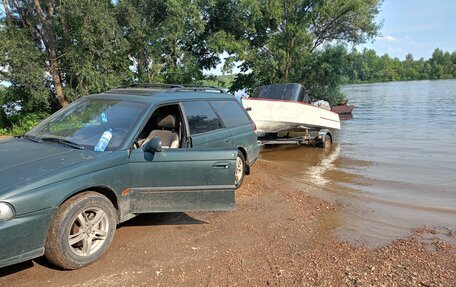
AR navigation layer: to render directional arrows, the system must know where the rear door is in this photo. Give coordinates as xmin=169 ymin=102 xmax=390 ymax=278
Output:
xmin=127 ymin=148 xmax=237 ymax=213
xmin=210 ymin=100 xmax=260 ymax=165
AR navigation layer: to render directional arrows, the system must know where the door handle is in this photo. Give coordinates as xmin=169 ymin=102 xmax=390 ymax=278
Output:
xmin=212 ymin=162 xmax=231 ymax=169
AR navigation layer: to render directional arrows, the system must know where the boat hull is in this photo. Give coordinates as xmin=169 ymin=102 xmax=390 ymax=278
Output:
xmin=242 ymin=98 xmax=341 ymax=133
xmin=331 ymin=105 xmax=354 ymax=114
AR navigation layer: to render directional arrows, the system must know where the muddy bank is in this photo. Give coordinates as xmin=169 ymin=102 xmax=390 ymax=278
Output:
xmin=0 ymin=161 xmax=455 ymax=286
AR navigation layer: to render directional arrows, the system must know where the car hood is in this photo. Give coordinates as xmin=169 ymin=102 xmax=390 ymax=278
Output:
xmin=0 ymin=138 xmax=111 ymax=195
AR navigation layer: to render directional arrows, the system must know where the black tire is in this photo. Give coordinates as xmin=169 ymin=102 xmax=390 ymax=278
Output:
xmin=321 ymin=134 xmax=332 ymax=150
xmin=45 ymin=192 xmax=117 ymax=269
xmin=235 ymin=151 xmax=246 ymax=189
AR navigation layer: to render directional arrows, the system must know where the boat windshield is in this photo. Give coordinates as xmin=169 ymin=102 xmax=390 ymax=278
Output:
xmin=27 ymin=98 xmax=148 ymax=151
xmin=252 ymin=83 xmax=310 ymax=102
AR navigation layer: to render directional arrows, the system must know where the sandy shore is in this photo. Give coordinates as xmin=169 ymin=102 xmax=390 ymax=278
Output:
xmin=0 ymin=160 xmax=455 ymax=286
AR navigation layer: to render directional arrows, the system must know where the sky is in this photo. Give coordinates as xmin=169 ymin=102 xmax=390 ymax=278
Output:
xmin=362 ymin=0 xmax=456 ymax=60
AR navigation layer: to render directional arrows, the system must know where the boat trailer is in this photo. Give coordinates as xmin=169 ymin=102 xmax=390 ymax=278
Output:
xmin=258 ymin=129 xmax=333 ymax=149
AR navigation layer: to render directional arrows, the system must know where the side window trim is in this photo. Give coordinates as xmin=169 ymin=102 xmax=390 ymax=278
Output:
xmin=208 ymin=101 xmax=228 ymax=128
xmin=178 ymin=102 xmax=192 ymax=147
xmin=127 ymin=103 xmax=154 ymax=151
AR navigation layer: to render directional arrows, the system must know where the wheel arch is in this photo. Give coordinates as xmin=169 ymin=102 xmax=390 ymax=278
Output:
xmin=59 ymin=186 xmax=120 ymax=220
xmin=45 ymin=186 xmax=119 ymax=269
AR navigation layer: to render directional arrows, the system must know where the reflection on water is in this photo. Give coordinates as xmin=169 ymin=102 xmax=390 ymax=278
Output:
xmin=261 ymin=80 xmax=456 ymax=246
xmin=307 ymin=145 xmax=340 ymax=186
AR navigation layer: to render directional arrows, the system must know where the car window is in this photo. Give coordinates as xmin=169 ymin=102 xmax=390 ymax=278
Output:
xmin=134 ymin=104 xmax=185 ymax=149
xmin=210 ymin=100 xmax=251 ymax=128
xmin=182 ymin=101 xmax=223 ymax=135
xmin=27 ymin=99 xmax=148 ymax=150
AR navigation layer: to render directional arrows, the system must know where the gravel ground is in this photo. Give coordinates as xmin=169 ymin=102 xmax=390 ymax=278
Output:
xmin=0 ymin=160 xmax=455 ymax=286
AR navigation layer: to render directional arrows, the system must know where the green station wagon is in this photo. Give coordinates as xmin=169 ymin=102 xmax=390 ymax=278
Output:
xmin=0 ymin=84 xmax=260 ymax=269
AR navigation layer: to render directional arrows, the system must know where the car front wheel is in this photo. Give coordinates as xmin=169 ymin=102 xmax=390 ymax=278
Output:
xmin=44 ymin=191 xmax=117 ymax=269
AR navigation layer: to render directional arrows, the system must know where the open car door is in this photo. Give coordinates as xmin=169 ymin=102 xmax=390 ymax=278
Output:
xmin=127 ymin=146 xmax=237 ymax=213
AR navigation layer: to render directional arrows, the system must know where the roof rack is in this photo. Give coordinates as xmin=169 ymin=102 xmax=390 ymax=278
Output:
xmin=117 ymin=83 xmax=226 ymax=93
xmin=167 ymin=84 xmax=226 ymax=93
xmin=123 ymin=83 xmax=184 ymax=89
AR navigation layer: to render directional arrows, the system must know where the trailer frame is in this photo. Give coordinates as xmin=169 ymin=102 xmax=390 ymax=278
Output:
xmin=257 ymin=129 xmax=333 ymax=148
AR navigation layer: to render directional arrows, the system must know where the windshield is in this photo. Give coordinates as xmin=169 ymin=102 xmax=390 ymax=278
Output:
xmin=27 ymin=98 xmax=148 ymax=151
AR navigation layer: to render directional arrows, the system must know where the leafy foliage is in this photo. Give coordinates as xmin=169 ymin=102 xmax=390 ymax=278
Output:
xmin=1 ymin=0 xmax=382 ymax=114
xmin=1 ymin=0 xmax=131 ymax=111
xmin=0 ymin=112 xmax=48 ymax=136
xmin=115 ymin=0 xmax=206 ymax=83
xmin=224 ymin=0 xmax=382 ymax=104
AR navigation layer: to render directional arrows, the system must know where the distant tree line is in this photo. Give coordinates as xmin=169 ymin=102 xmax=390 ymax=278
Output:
xmin=343 ymin=48 xmax=456 ymax=83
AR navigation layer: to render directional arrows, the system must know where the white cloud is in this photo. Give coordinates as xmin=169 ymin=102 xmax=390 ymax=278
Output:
xmin=379 ymin=35 xmax=397 ymax=42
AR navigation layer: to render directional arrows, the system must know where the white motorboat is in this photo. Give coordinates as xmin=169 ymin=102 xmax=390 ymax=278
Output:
xmin=242 ymin=84 xmax=341 ymax=133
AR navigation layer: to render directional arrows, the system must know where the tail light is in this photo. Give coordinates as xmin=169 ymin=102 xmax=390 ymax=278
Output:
xmin=252 ymin=121 xmax=257 ymax=131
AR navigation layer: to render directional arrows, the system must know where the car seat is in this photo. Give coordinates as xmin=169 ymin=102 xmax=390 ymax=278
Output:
xmin=143 ymin=114 xmax=179 ymax=149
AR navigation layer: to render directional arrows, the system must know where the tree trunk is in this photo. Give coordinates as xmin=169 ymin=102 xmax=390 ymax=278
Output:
xmin=50 ymin=52 xmax=68 ymax=107
xmin=2 ymin=0 xmax=11 ymax=23
xmin=283 ymin=36 xmax=295 ymax=82
xmin=282 ymin=1 xmax=292 ymax=83
xmin=34 ymin=0 xmax=68 ymax=108
xmin=137 ymin=48 xmax=147 ymax=82
xmin=0 ymin=108 xmax=10 ymax=128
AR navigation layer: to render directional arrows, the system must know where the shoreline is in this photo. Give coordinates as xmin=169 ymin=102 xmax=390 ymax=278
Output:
xmin=1 ymin=160 xmax=454 ymax=286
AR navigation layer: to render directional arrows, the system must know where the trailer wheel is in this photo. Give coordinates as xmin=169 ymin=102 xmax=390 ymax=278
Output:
xmin=322 ymin=134 xmax=332 ymax=150
xmin=317 ymin=134 xmax=332 ymax=150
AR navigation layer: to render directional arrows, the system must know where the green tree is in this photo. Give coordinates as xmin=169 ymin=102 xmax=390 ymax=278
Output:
xmin=57 ymin=0 xmax=131 ymax=101
xmin=0 ymin=87 xmax=10 ymax=128
xmin=401 ymin=53 xmax=419 ymax=80
xmin=115 ymin=0 xmax=206 ymax=83
xmin=341 ymin=47 xmax=456 ymax=84
xmin=220 ymin=0 xmax=382 ymax=104
xmin=1 ymin=0 xmax=130 ymax=112
xmin=452 ymin=51 xmax=456 ymax=77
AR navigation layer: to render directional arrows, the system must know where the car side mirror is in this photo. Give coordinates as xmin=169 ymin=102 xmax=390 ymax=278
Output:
xmin=143 ymin=137 xmax=162 ymax=153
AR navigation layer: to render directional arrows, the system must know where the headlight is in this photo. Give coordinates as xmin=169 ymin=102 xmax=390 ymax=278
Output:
xmin=0 ymin=202 xmax=15 ymax=221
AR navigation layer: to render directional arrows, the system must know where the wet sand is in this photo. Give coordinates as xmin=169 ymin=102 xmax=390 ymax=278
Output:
xmin=0 ymin=160 xmax=454 ymax=286
xmin=260 ymin=144 xmax=456 ymax=247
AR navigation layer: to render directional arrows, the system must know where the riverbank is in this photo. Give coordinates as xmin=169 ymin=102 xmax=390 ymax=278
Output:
xmin=0 ymin=160 xmax=454 ymax=286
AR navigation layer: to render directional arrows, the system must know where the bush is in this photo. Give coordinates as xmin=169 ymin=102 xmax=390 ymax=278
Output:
xmin=0 ymin=113 xmax=49 ymax=136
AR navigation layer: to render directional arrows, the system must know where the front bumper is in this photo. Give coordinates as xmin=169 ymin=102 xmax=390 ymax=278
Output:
xmin=0 ymin=208 xmax=56 ymax=268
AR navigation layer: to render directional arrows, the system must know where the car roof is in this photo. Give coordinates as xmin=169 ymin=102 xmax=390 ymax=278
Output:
xmin=85 ymin=84 xmax=235 ymax=104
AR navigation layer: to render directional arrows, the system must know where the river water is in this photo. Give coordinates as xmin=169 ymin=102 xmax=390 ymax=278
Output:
xmin=260 ymin=80 xmax=456 ymax=246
